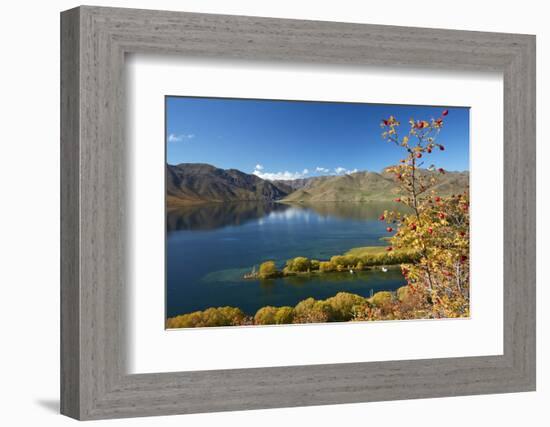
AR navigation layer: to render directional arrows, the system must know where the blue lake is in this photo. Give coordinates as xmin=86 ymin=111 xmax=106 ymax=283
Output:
xmin=166 ymin=202 xmax=407 ymax=317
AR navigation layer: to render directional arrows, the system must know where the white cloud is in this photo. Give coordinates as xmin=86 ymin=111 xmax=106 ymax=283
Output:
xmin=253 ymin=170 xmax=306 ymax=181
xmin=251 ymin=164 xmax=358 ymax=180
xmin=334 ymin=167 xmax=359 ymax=175
xmin=168 ymin=133 xmax=195 ymax=143
xmin=252 ymin=165 xmax=310 ymax=181
xmin=334 ymin=167 xmax=346 ymax=175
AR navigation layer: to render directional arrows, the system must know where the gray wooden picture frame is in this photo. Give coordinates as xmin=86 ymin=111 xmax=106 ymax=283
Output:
xmin=60 ymin=5 xmax=536 ymax=421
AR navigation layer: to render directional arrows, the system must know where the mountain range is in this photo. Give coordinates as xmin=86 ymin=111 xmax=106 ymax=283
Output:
xmin=167 ymin=163 xmax=287 ymax=206
xmin=166 ymin=163 xmax=469 ymax=206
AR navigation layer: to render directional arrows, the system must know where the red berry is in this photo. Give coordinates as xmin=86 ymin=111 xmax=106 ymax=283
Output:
xmin=427 ymin=227 xmax=433 ymax=234
xmin=442 ymin=109 xmax=449 ymax=116
xmin=459 ymin=231 xmax=466 ymax=237
xmin=427 ymin=148 xmax=432 ymax=153
xmin=416 ymin=152 xmax=422 ymax=158
xmin=410 ymin=223 xmax=417 ymax=231
xmin=386 ymin=227 xmax=393 ymax=232
xmin=394 ymin=198 xmax=401 ymax=202
xmin=379 ymin=215 xmax=385 ymax=221
xmin=460 ymin=255 xmax=468 ymax=263
xmin=435 ymin=196 xmax=441 ymax=202
xmin=438 ymin=168 xmax=445 ymax=174
xmin=386 ymin=247 xmax=393 ymax=252
xmin=438 ymin=212 xmax=445 ymax=219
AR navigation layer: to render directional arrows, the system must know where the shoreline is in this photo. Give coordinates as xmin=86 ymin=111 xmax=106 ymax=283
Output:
xmin=165 ymin=285 xmax=462 ymax=329
xmin=243 ymin=263 xmax=402 ymax=280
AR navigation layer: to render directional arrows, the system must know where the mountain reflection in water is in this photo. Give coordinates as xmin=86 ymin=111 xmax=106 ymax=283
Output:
xmin=166 ymin=201 xmax=407 ymax=232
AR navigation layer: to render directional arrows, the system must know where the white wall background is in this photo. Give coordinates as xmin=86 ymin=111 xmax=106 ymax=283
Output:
xmin=0 ymin=0 xmax=546 ymax=425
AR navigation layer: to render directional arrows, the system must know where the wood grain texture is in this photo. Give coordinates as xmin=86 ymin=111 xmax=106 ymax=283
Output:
xmin=60 ymin=7 xmax=80 ymax=419
xmin=60 ymin=6 xmax=536 ymax=420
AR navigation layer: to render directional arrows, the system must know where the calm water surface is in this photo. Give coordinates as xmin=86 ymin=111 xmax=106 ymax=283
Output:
xmin=166 ymin=202 xmax=407 ymax=317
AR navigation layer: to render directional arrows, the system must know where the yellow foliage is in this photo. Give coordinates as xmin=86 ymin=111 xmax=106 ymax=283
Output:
xmin=379 ymin=109 xmax=469 ymax=318
xmin=166 ymin=306 xmax=246 ymax=328
xmin=319 ymin=261 xmax=335 ymax=272
xmin=370 ymin=291 xmax=393 ymax=307
xmin=286 ymin=256 xmax=312 ymax=272
xmin=258 ymin=260 xmax=278 ymax=278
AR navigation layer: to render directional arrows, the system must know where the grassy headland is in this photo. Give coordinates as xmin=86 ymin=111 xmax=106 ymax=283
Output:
xmin=244 ymin=245 xmax=420 ymax=280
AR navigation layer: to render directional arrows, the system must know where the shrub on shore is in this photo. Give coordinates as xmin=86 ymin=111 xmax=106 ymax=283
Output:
xmin=324 ymin=292 xmax=368 ymax=321
xmin=274 ymin=306 xmax=295 ymax=324
xmin=370 ymin=291 xmax=393 ymax=307
xmin=258 ymin=260 xmax=278 ymax=279
xmin=396 ymin=285 xmax=412 ymax=303
xmin=254 ymin=306 xmax=295 ymax=325
xmin=166 ymin=306 xmax=247 ymax=328
xmin=294 ymin=297 xmax=333 ymax=323
xmin=319 ymin=261 xmax=335 ymax=272
xmin=285 ymin=256 xmax=312 ymax=273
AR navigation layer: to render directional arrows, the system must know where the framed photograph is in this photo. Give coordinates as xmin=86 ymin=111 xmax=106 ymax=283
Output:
xmin=61 ymin=6 xmax=536 ymax=420
xmin=164 ymin=97 xmax=471 ymax=329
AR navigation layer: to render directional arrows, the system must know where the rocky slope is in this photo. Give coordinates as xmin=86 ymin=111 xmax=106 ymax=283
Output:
xmin=167 ymin=163 xmax=289 ymax=205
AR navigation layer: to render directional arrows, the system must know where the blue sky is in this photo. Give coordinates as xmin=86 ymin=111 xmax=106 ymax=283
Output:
xmin=166 ymin=96 xmax=469 ymax=180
